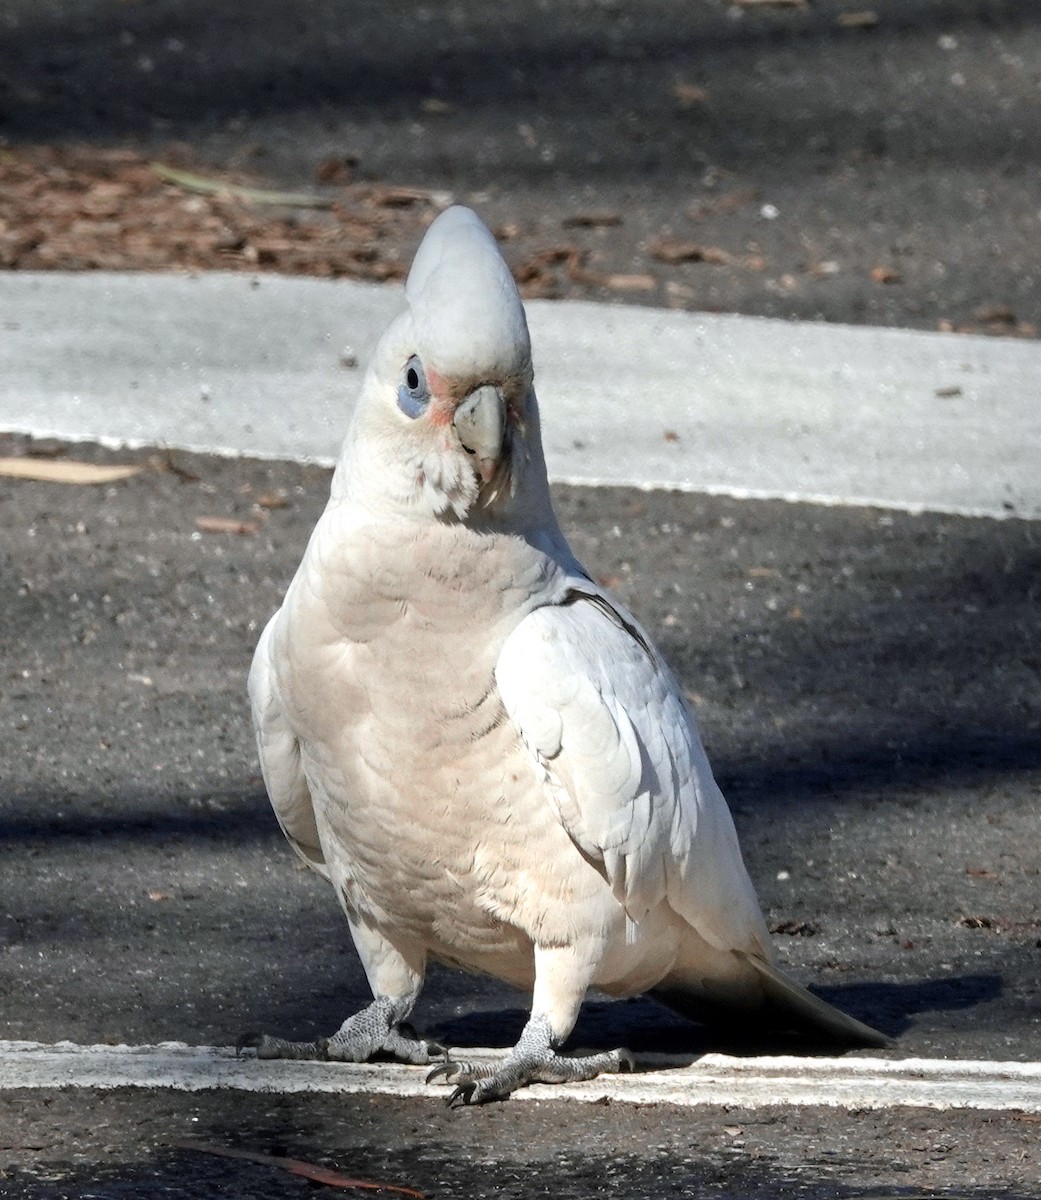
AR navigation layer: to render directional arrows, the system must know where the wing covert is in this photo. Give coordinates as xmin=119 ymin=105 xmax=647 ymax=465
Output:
xmin=495 ymin=589 xmax=770 ymax=957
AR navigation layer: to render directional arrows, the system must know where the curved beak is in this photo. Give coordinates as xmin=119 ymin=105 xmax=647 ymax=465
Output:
xmin=453 ymin=385 xmax=506 ymax=484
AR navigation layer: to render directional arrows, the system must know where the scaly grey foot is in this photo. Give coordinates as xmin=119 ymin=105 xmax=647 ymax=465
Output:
xmin=237 ymin=997 xmax=444 ymax=1065
xmin=426 ymin=1014 xmax=635 ymax=1105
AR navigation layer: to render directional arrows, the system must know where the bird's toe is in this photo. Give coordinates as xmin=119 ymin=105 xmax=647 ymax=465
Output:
xmin=446 ymin=1081 xmax=479 ymax=1108
xmin=379 ymin=1028 xmax=446 ymax=1065
xmin=236 ymin=1032 xmax=330 ymax=1061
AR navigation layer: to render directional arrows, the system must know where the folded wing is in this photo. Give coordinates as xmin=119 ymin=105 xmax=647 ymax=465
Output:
xmin=248 ymin=613 xmax=328 ymax=876
xmin=495 ymin=587 xmax=772 ymax=961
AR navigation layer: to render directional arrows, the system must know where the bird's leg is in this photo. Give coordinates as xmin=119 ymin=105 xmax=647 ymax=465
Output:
xmin=240 ymin=916 xmax=443 ymax=1064
xmin=238 ymin=994 xmax=444 ymax=1065
xmin=427 ymin=943 xmax=634 ymax=1105
xmin=427 ymin=1012 xmax=634 ymax=1105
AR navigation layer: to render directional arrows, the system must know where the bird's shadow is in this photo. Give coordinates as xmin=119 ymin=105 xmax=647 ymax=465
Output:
xmin=427 ymin=973 xmax=1001 ymax=1061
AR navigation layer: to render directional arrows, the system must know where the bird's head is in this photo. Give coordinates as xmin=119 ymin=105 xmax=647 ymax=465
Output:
xmin=338 ymin=206 xmax=548 ymax=524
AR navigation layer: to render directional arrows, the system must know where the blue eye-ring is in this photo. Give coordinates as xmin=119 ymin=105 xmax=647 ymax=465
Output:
xmin=397 ymin=355 xmax=430 ymax=419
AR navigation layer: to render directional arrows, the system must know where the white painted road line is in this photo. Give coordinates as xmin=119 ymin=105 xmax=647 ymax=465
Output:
xmin=2 ymin=1042 xmax=1040 ymax=1111
xmin=2 ymin=271 xmax=1040 ymax=519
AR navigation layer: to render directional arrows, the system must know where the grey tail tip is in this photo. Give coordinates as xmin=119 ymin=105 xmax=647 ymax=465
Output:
xmin=739 ymin=951 xmax=894 ymax=1049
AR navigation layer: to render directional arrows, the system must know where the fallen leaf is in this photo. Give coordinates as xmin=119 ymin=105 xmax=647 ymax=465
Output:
xmin=870 ymin=265 xmax=902 ymax=284
xmin=836 ymin=10 xmax=879 ymax=28
xmin=955 ymin=915 xmax=996 ymax=929
xmin=314 ymin=156 xmax=355 ymax=184
xmin=78 ymin=181 xmax=128 ymax=218
xmin=0 ymin=458 xmax=142 ymax=485
xmin=369 ymin=184 xmax=453 ymax=210
xmin=152 ymin=163 xmax=334 ymax=209
xmin=650 ymin=240 xmax=730 ymax=265
xmin=171 ymin=1142 xmax=424 ymax=1196
xmin=255 ymin=491 xmax=289 ymax=510
xmin=148 ymin=450 xmax=201 ymax=482
xmin=966 ymin=866 xmax=997 ymax=879
xmin=663 ymin=430 xmax=680 ymax=443
xmin=973 ymin=303 xmax=1016 ymax=324
xmin=673 ymin=82 xmax=709 ymax=107
xmin=195 ymin=515 xmax=260 ymax=536
xmin=561 ymin=211 xmax=622 ymax=228
xmin=602 ymin=273 xmax=657 ymax=292
xmin=148 ymin=890 xmax=174 ymax=902
xmin=948 ymin=314 xmax=1037 ymax=339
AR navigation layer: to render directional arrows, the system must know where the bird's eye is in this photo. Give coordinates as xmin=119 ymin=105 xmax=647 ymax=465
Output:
xmin=397 ymin=355 xmax=429 ymax=419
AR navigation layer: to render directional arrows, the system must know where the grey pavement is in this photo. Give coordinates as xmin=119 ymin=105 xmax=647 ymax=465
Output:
xmin=1 ymin=437 xmax=1040 ymax=1196
xmin=2 ymin=270 xmax=1040 ymax=517
xmin=1 ymin=263 xmax=1041 ymax=1200
xmin=4 ymin=1085 xmax=1040 ymax=1200
xmin=4 ymin=0 xmax=1041 ymax=1191
xmin=3 ymin=0 xmax=1041 ymax=338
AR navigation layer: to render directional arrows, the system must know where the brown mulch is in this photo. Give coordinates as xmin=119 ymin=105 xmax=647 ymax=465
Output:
xmin=0 ymin=144 xmax=669 ymax=301
xmin=0 ymin=143 xmax=436 ymax=281
xmin=1 ymin=143 xmax=1035 ymax=338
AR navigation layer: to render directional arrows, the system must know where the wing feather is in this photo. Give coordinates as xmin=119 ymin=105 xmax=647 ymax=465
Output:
xmin=248 ymin=612 xmax=328 ymax=876
xmin=496 ymin=589 xmax=771 ymax=958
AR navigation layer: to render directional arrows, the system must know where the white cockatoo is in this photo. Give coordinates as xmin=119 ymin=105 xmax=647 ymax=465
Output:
xmin=243 ymin=206 xmax=886 ymax=1104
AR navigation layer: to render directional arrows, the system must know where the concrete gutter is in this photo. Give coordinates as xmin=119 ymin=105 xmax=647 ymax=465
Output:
xmin=2 ymin=1042 xmax=1040 ymax=1112
xmin=1 ymin=271 xmax=1039 ymax=519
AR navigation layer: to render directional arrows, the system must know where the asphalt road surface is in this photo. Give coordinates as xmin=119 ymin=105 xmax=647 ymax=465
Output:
xmin=1 ymin=437 xmax=1039 ymax=1196
xmin=2 ymin=0 xmax=1040 ymax=335
xmin=3 ymin=2 xmax=1041 ymax=1194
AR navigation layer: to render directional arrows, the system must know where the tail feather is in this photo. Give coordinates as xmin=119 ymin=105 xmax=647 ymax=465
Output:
xmin=652 ymin=950 xmax=891 ymax=1048
xmin=737 ymin=950 xmax=891 ymax=1048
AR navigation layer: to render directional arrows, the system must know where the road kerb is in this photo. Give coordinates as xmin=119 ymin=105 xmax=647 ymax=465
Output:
xmin=2 ymin=1042 xmax=1039 ymax=1112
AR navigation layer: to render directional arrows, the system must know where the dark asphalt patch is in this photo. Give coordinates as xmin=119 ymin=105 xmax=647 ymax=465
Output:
xmin=1 ymin=439 xmax=1038 ymax=1065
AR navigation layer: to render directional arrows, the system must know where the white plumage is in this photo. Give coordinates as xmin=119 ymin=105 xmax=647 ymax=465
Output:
xmin=244 ymin=206 xmax=886 ymax=1103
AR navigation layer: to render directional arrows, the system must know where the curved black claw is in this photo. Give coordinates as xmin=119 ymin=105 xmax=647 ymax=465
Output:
xmin=236 ymin=1032 xmax=264 ymax=1057
xmin=446 ymin=1081 xmax=478 ymax=1108
xmin=425 ymin=1061 xmax=457 ymax=1085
